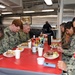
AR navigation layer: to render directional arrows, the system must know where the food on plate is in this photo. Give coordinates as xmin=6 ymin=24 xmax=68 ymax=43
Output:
xmin=17 ymin=47 xmax=23 ymax=50
xmin=46 ymin=51 xmax=53 ymax=56
xmin=53 ymin=52 xmax=58 ymax=57
xmin=50 ymin=43 xmax=58 ymax=48
xmin=6 ymin=50 xmax=15 ymax=56
xmin=43 ymin=51 xmax=59 ymax=59
xmin=45 ymin=51 xmax=58 ymax=57
xmin=16 ymin=47 xmax=24 ymax=52
xmin=21 ymin=42 xmax=28 ymax=46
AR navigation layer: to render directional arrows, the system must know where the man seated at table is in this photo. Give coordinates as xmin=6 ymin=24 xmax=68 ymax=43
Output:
xmin=18 ymin=23 xmax=30 ymax=43
xmin=0 ymin=19 xmax=23 ymax=54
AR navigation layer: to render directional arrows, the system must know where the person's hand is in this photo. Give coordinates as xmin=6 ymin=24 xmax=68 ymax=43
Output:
xmin=43 ymin=34 xmax=47 ymax=37
xmin=57 ymin=46 xmax=64 ymax=53
xmin=57 ymin=61 xmax=67 ymax=71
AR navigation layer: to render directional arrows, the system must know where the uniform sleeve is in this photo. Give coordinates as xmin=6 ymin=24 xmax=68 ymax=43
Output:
xmin=63 ymin=35 xmax=75 ymax=56
xmin=0 ymin=42 xmax=5 ymax=54
xmin=1 ymin=32 xmax=10 ymax=52
xmin=66 ymin=57 xmax=75 ymax=75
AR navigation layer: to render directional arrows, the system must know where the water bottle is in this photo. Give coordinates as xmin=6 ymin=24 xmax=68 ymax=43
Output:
xmin=48 ymin=34 xmax=51 ymax=45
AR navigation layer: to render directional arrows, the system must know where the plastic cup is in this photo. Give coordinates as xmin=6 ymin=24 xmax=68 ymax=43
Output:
xmin=15 ymin=50 xmax=20 ymax=59
xmin=37 ymin=57 xmax=45 ymax=65
xmin=38 ymin=47 xmax=43 ymax=56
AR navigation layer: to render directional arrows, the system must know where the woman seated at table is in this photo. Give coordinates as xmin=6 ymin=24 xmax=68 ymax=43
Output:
xmin=60 ymin=22 xmax=71 ymax=49
xmin=59 ymin=21 xmax=75 ymax=63
xmin=0 ymin=19 xmax=23 ymax=53
xmin=18 ymin=23 xmax=30 ymax=43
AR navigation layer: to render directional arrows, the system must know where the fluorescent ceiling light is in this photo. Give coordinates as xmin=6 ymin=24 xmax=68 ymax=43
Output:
xmin=33 ymin=15 xmax=57 ymax=18
xmin=23 ymin=11 xmax=35 ymax=13
xmin=42 ymin=9 xmax=54 ymax=12
xmin=2 ymin=12 xmax=12 ymax=14
xmin=44 ymin=0 xmax=52 ymax=5
xmin=0 ymin=4 xmax=6 ymax=8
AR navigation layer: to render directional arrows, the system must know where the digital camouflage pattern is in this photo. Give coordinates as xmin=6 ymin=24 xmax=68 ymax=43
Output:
xmin=63 ymin=56 xmax=75 ymax=75
xmin=61 ymin=32 xmax=71 ymax=49
xmin=0 ymin=41 xmax=4 ymax=54
xmin=18 ymin=30 xmax=30 ymax=43
xmin=0 ymin=27 xmax=20 ymax=53
xmin=62 ymin=34 xmax=75 ymax=63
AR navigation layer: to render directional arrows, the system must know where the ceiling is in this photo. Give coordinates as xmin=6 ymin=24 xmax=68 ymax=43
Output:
xmin=0 ymin=0 xmax=75 ymax=16
xmin=22 ymin=0 xmax=58 ymax=10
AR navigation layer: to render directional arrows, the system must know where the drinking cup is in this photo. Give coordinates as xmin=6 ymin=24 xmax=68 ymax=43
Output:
xmin=15 ymin=50 xmax=20 ymax=59
xmin=37 ymin=57 xmax=45 ymax=65
xmin=38 ymin=47 xmax=43 ymax=56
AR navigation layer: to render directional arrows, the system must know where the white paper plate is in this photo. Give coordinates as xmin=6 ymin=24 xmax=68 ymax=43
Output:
xmin=17 ymin=43 xmax=28 ymax=48
xmin=43 ymin=52 xmax=59 ymax=59
xmin=16 ymin=47 xmax=24 ymax=52
xmin=3 ymin=51 xmax=15 ymax=57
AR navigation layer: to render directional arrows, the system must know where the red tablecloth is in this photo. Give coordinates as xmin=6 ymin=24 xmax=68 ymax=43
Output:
xmin=0 ymin=42 xmax=62 ymax=75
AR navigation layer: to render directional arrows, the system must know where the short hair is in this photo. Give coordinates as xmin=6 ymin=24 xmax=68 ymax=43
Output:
xmin=23 ymin=23 xmax=30 ymax=27
xmin=72 ymin=17 xmax=75 ymax=22
xmin=60 ymin=22 xmax=66 ymax=27
xmin=65 ymin=21 xmax=73 ymax=30
xmin=12 ymin=19 xmax=23 ymax=29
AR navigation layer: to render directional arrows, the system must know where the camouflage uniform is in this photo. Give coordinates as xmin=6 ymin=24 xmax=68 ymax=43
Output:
xmin=0 ymin=41 xmax=4 ymax=54
xmin=61 ymin=32 xmax=71 ymax=49
xmin=62 ymin=34 xmax=75 ymax=63
xmin=18 ymin=30 xmax=30 ymax=43
xmin=0 ymin=27 xmax=20 ymax=53
xmin=63 ymin=56 xmax=75 ymax=75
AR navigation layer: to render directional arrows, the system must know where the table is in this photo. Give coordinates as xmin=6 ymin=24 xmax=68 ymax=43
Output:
xmin=0 ymin=42 xmax=62 ymax=75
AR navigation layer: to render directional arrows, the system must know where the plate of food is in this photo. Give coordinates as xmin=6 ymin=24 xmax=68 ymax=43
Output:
xmin=3 ymin=50 xmax=15 ymax=57
xmin=50 ymin=43 xmax=59 ymax=48
xmin=43 ymin=51 xmax=59 ymax=59
xmin=17 ymin=42 xmax=28 ymax=48
xmin=16 ymin=47 xmax=24 ymax=52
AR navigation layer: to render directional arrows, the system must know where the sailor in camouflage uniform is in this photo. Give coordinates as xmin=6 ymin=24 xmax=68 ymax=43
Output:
xmin=58 ymin=18 xmax=75 ymax=75
xmin=18 ymin=23 xmax=30 ymax=43
xmin=61 ymin=32 xmax=71 ymax=49
xmin=61 ymin=22 xmax=75 ymax=63
xmin=0 ymin=19 xmax=23 ymax=53
xmin=60 ymin=23 xmax=71 ymax=49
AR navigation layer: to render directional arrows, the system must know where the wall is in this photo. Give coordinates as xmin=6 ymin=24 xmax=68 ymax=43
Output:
xmin=2 ymin=15 xmax=57 ymax=28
